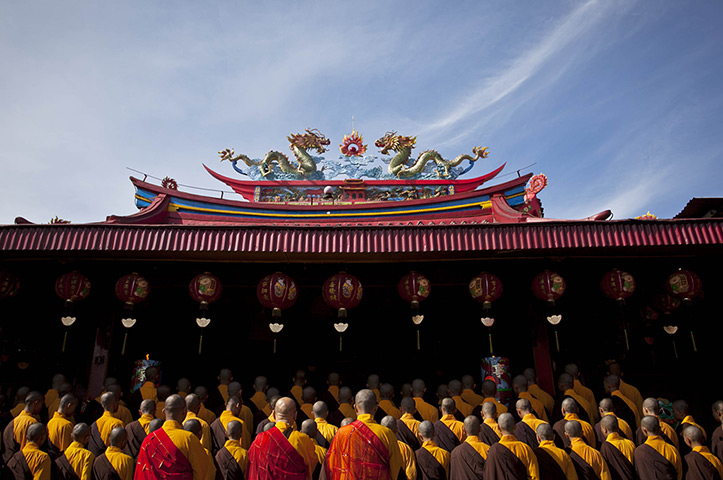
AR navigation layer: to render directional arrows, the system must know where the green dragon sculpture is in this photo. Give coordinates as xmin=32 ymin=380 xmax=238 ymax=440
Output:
xmin=219 ymin=128 xmax=330 ymax=176
xmin=375 ymin=131 xmax=489 ymax=178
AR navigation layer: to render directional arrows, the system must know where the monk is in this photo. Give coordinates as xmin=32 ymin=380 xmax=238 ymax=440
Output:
xmin=483 ymin=412 xmax=539 ymax=480
xmin=248 ymin=397 xmax=317 ymax=480
xmin=598 ymin=415 xmax=637 ymax=480
xmin=203 ymin=368 xmax=233 ymax=414
xmin=607 ymin=362 xmax=643 ymax=415
xmin=674 ymin=400 xmax=707 ymax=456
xmin=300 ymin=419 xmax=327 ymax=479
xmin=184 ymin=419 xmax=217 ymax=478
xmin=319 ymin=373 xmax=341 ymax=413
xmin=89 ymin=392 xmax=124 ymax=457
xmin=194 ymin=386 xmax=217 ymax=425
xmin=444 ymin=381 xmax=472 ymax=421
xmin=479 ymin=402 xmax=501 ymax=445
xmin=300 ymin=387 xmax=317 ymax=422
xmin=2 ymin=390 xmax=43 ymax=464
xmin=595 ymin=398 xmax=633 ymax=444
xmin=460 ymin=376 xmax=484 ymax=409
xmin=398 ymin=397 xmax=423 ymax=450
xmin=211 ymin=396 xmax=251 ymax=454
xmin=533 ymin=423 xmax=578 ymax=480
xmin=290 ymin=370 xmax=307 ymax=406
xmin=368 ymin=375 xmax=382 ymax=403
xmin=45 ymin=374 xmax=66 ymax=415
xmin=124 ymin=399 xmax=154 ymax=459
xmin=479 ymin=380 xmax=508 ymax=417
xmin=712 ymin=400 xmax=723 ymax=463
xmin=415 ymin=421 xmax=450 ymax=479
xmin=93 ymin=426 xmax=134 ymax=480
xmin=449 ymin=416 xmax=489 ymax=480
xmin=381 ymin=415 xmax=417 ymax=480
xmin=227 ymin=381 xmax=254 ymax=439
xmin=325 ymin=389 xmax=403 ymax=480
xmin=154 ymin=385 xmax=172 ymax=421
xmin=378 ymin=383 xmax=402 ymax=420
xmin=9 ymin=387 xmax=30 ymax=418
xmin=513 ymin=375 xmax=549 ymax=422
xmin=514 ymin=398 xmax=548 ymax=449
xmin=249 ymin=376 xmax=271 ymax=416
xmin=556 ymin=375 xmax=593 ymax=424
xmin=682 ymin=425 xmax=723 ymax=480
xmin=55 ymin=423 xmax=95 ymax=480
xmin=603 ymin=375 xmax=639 ymax=429
xmin=436 ymin=385 xmax=449 ymax=406
xmin=215 ymin=420 xmax=248 ymax=480
xmin=6 ymin=422 xmax=52 ymax=480
xmin=435 ymin=398 xmax=465 ymax=453
xmin=106 ymin=384 xmax=133 ymax=427
xmin=334 ymin=387 xmax=356 ymax=424
xmin=564 ymin=364 xmax=597 ymax=423
xmin=177 ymin=378 xmax=192 ymax=399
xmin=47 ymin=393 xmax=77 ymax=457
xmin=313 ymin=401 xmax=338 ymax=448
xmin=340 ymin=418 xmax=355 ymax=427
xmin=634 ymin=415 xmax=682 ymax=480
xmin=401 ymin=384 xmax=413 ymax=401
xmin=410 ymin=380 xmax=438 ymax=423
xmin=256 ymin=395 xmax=282 ymax=435
xmin=552 ymin=398 xmax=595 ymax=449
xmin=184 ymin=394 xmax=212 ymax=452
xmin=524 ymin=368 xmax=555 ymax=417
xmin=135 ymin=393 xmax=214 ymax=479
xmin=565 ymin=420 xmax=611 ymax=480
xmin=147 ymin=419 xmax=163 ymax=433
xmin=140 ymin=367 xmax=159 ymax=402
xmin=46 ymin=382 xmax=73 ymax=420
xmin=635 ymin=397 xmax=679 ymax=449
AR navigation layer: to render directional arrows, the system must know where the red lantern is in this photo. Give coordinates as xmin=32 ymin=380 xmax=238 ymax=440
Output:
xmin=469 ymin=272 xmax=503 ymax=309
xmin=189 ymin=273 xmax=223 ymax=306
xmin=532 ymin=270 xmax=566 ymax=303
xmin=55 ymin=271 xmax=91 ymax=305
xmin=398 ymin=272 xmax=431 ymax=309
xmin=115 ymin=273 xmax=150 ymax=306
xmin=257 ymin=272 xmax=298 ymax=318
xmin=322 ymin=272 xmax=363 ymax=318
xmin=0 ymin=271 xmax=20 ymax=300
xmin=600 ymin=269 xmax=635 ymax=301
xmin=666 ymin=269 xmax=702 ymax=301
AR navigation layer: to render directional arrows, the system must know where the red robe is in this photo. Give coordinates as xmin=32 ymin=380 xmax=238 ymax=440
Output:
xmin=134 ymin=428 xmax=193 ymax=480
xmin=247 ymin=426 xmax=308 ymax=480
xmin=324 ymin=420 xmax=391 ymax=480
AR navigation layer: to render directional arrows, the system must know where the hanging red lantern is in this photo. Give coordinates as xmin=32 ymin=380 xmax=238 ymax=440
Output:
xmin=600 ymin=269 xmax=636 ymax=302
xmin=257 ymin=272 xmax=298 ymax=318
xmin=115 ymin=273 xmax=150 ymax=356
xmin=322 ymin=272 xmax=363 ymax=318
xmin=532 ymin=270 xmax=566 ymax=303
xmin=469 ymin=272 xmax=503 ymax=310
xmin=398 ymin=272 xmax=431 ymax=309
xmin=0 ymin=271 xmax=20 ymax=300
xmin=55 ymin=271 xmax=91 ymax=305
xmin=189 ymin=272 xmax=223 ymax=307
xmin=665 ymin=269 xmax=703 ymax=301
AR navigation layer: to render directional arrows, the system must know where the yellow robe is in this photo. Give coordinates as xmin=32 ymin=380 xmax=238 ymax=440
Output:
xmin=114 ymin=405 xmax=134 ymax=427
xmin=220 ymin=411 xmax=251 ymax=449
xmin=13 ymin=410 xmax=39 ymax=449
xmin=563 ymin=389 xmax=595 ymax=425
xmin=413 ymin=398 xmax=439 ymax=423
xmin=314 ymin=418 xmax=339 ymax=445
xmin=537 ymin=440 xmax=577 ymax=480
xmin=451 ymin=396 xmax=473 ymax=418
xmin=421 ymin=440 xmax=450 ymax=477
xmin=498 ymin=435 xmax=539 ymax=480
xmin=464 ymin=435 xmax=490 ymax=459
xmin=161 ymin=421 xmax=215 ymax=480
xmin=564 ymin=413 xmax=595 ymax=448
xmin=400 ymin=413 xmax=422 ymax=442
xmin=619 ymin=379 xmax=643 ymax=415
xmin=198 ymin=404 xmax=216 ymax=425
xmin=184 ymin=411 xmax=212 ymax=451
xmin=379 ymin=400 xmax=401 ymax=419
xmin=482 ymin=397 xmax=508 ymax=416
xmin=641 ymin=435 xmax=682 ymax=480
xmin=569 ymin=437 xmax=611 ymax=480
xmin=22 ymin=441 xmax=51 ymax=480
xmin=155 ymin=401 xmax=166 ymax=421
xmin=250 ymin=391 xmax=271 ymax=416
xmin=96 ymin=411 xmax=124 ymax=446
xmin=573 ymin=380 xmax=597 ymax=422
xmin=519 ymin=392 xmax=548 ymax=421
xmin=398 ymin=440 xmax=417 ymax=480
xmin=10 ymin=403 xmax=25 ymax=418
xmin=338 ymin=403 xmax=357 ymax=421
xmin=692 ymin=446 xmax=723 ymax=480
xmin=138 ymin=413 xmax=154 ymax=434
xmin=528 ymin=383 xmax=555 ymax=414
xmin=48 ymin=412 xmax=74 ymax=452
xmin=461 ymin=389 xmax=485 ymax=408
xmin=439 ymin=414 xmax=466 ymax=442
xmin=290 ymin=386 xmax=303 ymax=406
xmin=275 ymin=421 xmax=317 ymax=480
xmin=218 ymin=385 xmax=229 ymax=404
xmin=139 ymin=382 xmax=157 ymax=401
xmin=63 ymin=441 xmax=94 ymax=480
xmin=223 ymin=439 xmax=248 ymax=474
xmin=104 ymin=446 xmax=134 ymax=480
xmin=605 ymin=432 xmax=635 ymax=463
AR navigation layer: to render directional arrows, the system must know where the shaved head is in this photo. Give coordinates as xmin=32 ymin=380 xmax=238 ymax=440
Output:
xmin=562 ymin=398 xmax=579 ymax=414
xmin=72 ymin=423 xmax=90 ymax=443
xmin=266 ymin=387 xmax=280 ymax=400
xmin=157 ymin=385 xmax=172 ymax=401
xmin=26 ymin=423 xmax=46 ymax=444
xmin=107 ymin=384 xmax=123 ymax=395
xmin=140 ymin=399 xmax=156 ymax=415
xmin=25 ymin=391 xmax=44 ymax=413
xmin=411 ymin=379 xmax=425 ymax=396
xmin=254 ymin=376 xmax=268 ymax=392
xmin=183 ymin=419 xmax=202 ymax=438
xmin=604 ymin=375 xmax=620 ymax=393
xmin=498 ymin=413 xmax=515 ymax=434
xmin=227 ymin=381 xmax=242 ymax=397
xmin=558 ymin=374 xmax=573 ymax=390
xmin=367 ymin=375 xmax=380 ymax=389
xmin=401 ymin=384 xmax=412 ymax=398
xmin=600 ymin=414 xmax=618 ymax=434
xmin=149 ymin=419 xmax=163 ymax=433
xmin=380 ymin=383 xmax=394 ymax=400
xmin=177 ymin=378 xmax=191 ymax=393
xmin=51 ymin=373 xmax=67 ymax=389
xmin=441 ymin=397 xmax=456 ymax=414
xmin=400 ymin=397 xmax=416 ymax=414
xmin=516 ymin=398 xmax=532 ymax=414
xmin=300 ymin=419 xmax=317 ymax=437
xmin=599 ymin=398 xmax=614 ymax=413
xmin=109 ymin=426 xmax=127 ymax=447
xmin=274 ymin=397 xmax=297 ymax=423
xmin=564 ymin=364 xmax=579 ymax=377
xmin=448 ymin=380 xmax=463 ymax=396
xmin=185 ymin=393 xmax=201 ymax=413
xmin=59 ymin=394 xmax=77 ymax=416
xmin=227 ymin=420 xmax=243 ymax=441
xmin=683 ymin=425 xmax=705 ymax=445
xmin=164 ymin=394 xmax=187 ymax=422
xmin=226 ymin=396 xmax=242 ymax=416
xmin=219 ymin=368 xmax=233 ymax=383
xmin=104 ymin=378 xmax=118 ymax=389
xmin=537 ymin=423 xmax=554 ymax=441
xmin=145 ymin=367 xmax=160 ymax=383
xmin=437 ymin=384 xmax=448 ymax=400
xmin=355 ymin=389 xmax=377 ymax=415
xmin=512 ymin=375 xmax=529 ymax=392
xmin=607 ymin=362 xmax=623 ymax=377
xmin=269 ymin=396 xmax=282 ymax=411
xmin=339 ymin=387 xmax=353 ymax=404
xmin=672 ymin=400 xmax=689 ymax=415
xmin=419 ymin=421 xmax=435 ymax=441
xmin=381 ymin=415 xmax=397 ymax=432
xmin=481 ymin=380 xmax=497 ymax=397
xmin=564 ymin=420 xmax=583 ymax=438
xmin=523 ymin=368 xmax=536 ymax=383
xmin=100 ymin=392 xmax=118 ymax=412
xmin=327 ymin=372 xmax=340 ymax=386
xmin=341 ymin=417 xmax=354 ymax=427
xmin=713 ymin=400 xmax=723 ymax=423
xmin=302 ymin=387 xmax=316 ymax=404
xmin=482 ymin=401 xmax=497 ymax=419
xmin=313 ymin=401 xmax=328 ymax=418
xmin=641 ymin=415 xmax=661 ymax=435
xmin=461 ymin=375 xmax=475 ymax=389
xmin=194 ymin=386 xmax=209 ymax=400
xmin=463 ymin=416 xmax=480 ymax=436
xmin=642 ymin=397 xmax=659 ymax=415
xmin=293 ymin=370 xmax=306 ymax=386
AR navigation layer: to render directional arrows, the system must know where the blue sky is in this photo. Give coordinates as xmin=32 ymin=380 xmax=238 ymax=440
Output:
xmin=1 ymin=1 xmax=722 ymax=224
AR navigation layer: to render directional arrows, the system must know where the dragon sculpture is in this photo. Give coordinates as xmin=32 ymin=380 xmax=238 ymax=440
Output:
xmin=374 ymin=131 xmax=489 ymax=178
xmin=219 ymin=128 xmax=330 ymax=176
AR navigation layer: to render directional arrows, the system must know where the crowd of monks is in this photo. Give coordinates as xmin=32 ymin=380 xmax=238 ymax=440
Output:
xmin=1 ymin=362 xmax=723 ymax=480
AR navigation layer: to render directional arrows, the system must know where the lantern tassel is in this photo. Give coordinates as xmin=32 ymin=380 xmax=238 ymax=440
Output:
xmin=198 ymin=335 xmax=203 ymax=355
xmin=488 ymin=332 xmax=494 ymax=356
xmin=416 ymin=329 xmax=420 ymax=350
xmin=273 ymin=337 xmax=277 ymax=354
xmin=61 ymin=331 xmax=68 ymax=353
xmin=121 ymin=332 xmax=128 ymax=356
xmin=672 ymin=340 xmax=678 ymax=359
xmin=690 ymin=330 xmax=697 ymax=352
xmin=624 ymin=328 xmax=630 ymax=351
xmin=339 ymin=334 xmax=343 ymax=352
xmin=554 ymin=329 xmax=560 ymax=352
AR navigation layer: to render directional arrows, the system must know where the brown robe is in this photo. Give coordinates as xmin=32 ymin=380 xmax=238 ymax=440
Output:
xmin=2 ymin=419 xmax=19 ymax=464
xmin=712 ymin=426 xmax=723 ymax=464
xmin=450 ymin=442 xmax=485 ymax=480
xmin=210 ymin=418 xmax=227 ymax=455
xmin=513 ymin=421 xmax=538 ymax=449
xmin=479 ymin=423 xmax=500 ymax=446
xmin=610 ymin=397 xmax=636 ymax=435
xmin=684 ymin=451 xmax=723 ymax=480
xmin=92 ymin=453 xmax=122 ymax=480
xmin=594 ymin=423 xmax=628 ymax=445
xmin=215 ymin=446 xmax=244 ymax=480
xmin=635 ymin=426 xmax=676 ymax=448
xmin=567 ymin=449 xmax=599 ymax=480
xmin=6 ymin=450 xmax=33 ymax=480
xmin=533 ymin=447 xmax=568 ymax=480
xmin=483 ymin=442 xmax=528 ymax=480
xmin=88 ymin=423 xmax=106 ymax=457
xmin=124 ymin=421 xmax=146 ymax=459
xmin=552 ymin=420 xmax=571 ymax=449
xmin=634 ymin=443 xmax=678 ymax=480
xmin=397 ymin=420 xmax=421 ymax=451
xmin=600 ymin=441 xmax=638 ymax=480
xmin=415 ymin=447 xmax=447 ymax=480
xmin=55 ymin=454 xmax=81 ymax=480
xmin=552 ymin=397 xmax=590 ymax=424
xmin=434 ymin=421 xmax=461 ymax=453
